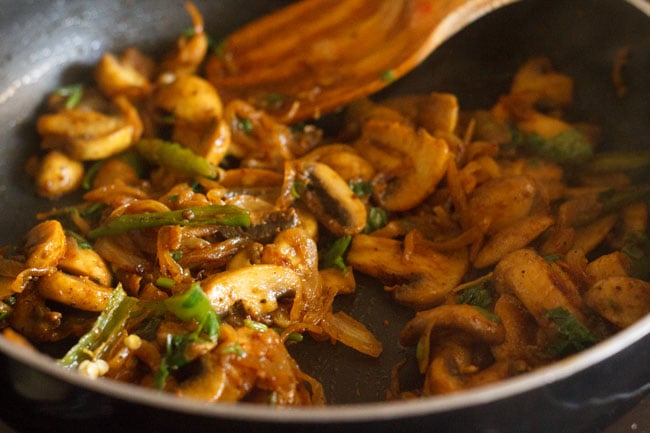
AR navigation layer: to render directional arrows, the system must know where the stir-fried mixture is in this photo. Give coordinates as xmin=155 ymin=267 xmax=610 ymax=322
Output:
xmin=2 ymin=3 xmax=650 ymax=404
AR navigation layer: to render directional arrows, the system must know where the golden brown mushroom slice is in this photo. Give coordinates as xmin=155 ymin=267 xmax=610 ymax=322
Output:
xmin=178 ymin=325 xmax=319 ymax=405
xmin=354 ymin=119 xmax=450 ymax=212
xmin=465 ymin=175 xmax=540 ymax=234
xmin=347 ymin=233 xmax=468 ymax=309
xmin=279 ymin=161 xmax=367 ymax=236
xmin=585 ymin=276 xmax=650 ymax=328
xmin=37 ymin=96 xmax=141 ymax=161
xmin=201 ymin=264 xmax=302 ymax=320
xmin=24 ymin=220 xmax=67 ymax=269
xmin=493 ymin=248 xmax=586 ymax=327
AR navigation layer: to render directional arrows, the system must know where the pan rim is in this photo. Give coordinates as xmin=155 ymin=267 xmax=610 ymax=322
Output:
xmin=1 ymin=0 xmax=649 ymax=425
xmin=1 ymin=312 xmax=649 ymax=423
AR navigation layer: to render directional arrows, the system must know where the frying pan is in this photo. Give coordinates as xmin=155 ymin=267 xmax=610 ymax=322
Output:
xmin=1 ymin=0 xmax=650 ymax=432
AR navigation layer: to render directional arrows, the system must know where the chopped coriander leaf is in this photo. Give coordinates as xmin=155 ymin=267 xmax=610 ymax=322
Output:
xmin=244 ymin=319 xmax=268 ymax=332
xmin=155 ymin=333 xmax=191 ymax=389
xmin=80 ymin=202 xmax=105 ymax=220
xmin=291 ymin=121 xmax=307 ymax=133
xmin=0 ymin=311 xmax=10 ymax=321
xmin=545 ymin=307 xmax=597 ymax=357
xmin=212 ymin=39 xmax=227 ymax=60
xmin=349 ymin=180 xmax=373 ymax=197
xmin=171 ymin=250 xmax=183 ymax=261
xmin=155 ymin=277 xmax=176 ymax=289
xmin=322 ymin=235 xmax=352 ymax=273
xmin=286 ymin=332 xmax=303 ymax=343
xmin=164 ymin=283 xmax=213 ymax=324
xmin=265 ymin=92 xmax=285 ymax=106
xmin=221 ymin=342 xmax=246 ymax=357
xmin=364 ymin=207 xmax=388 ymax=233
xmin=55 ymin=83 xmax=84 ymax=109
xmin=181 ymin=27 xmax=196 ymax=37
xmin=66 ymin=230 xmax=93 ymax=249
xmin=236 ymin=116 xmax=254 ymax=134
xmin=621 ymin=230 xmax=650 ymax=280
xmin=189 ymin=178 xmax=206 ymax=193
xmin=543 ymin=253 xmax=562 ymax=263
xmin=290 ymin=181 xmax=308 ymax=199
xmin=380 ymin=69 xmax=396 ymax=82
xmin=456 ymin=283 xmax=493 ymax=309
xmin=82 ymin=160 xmax=105 ymax=190
xmin=272 ymin=327 xmax=303 ymax=343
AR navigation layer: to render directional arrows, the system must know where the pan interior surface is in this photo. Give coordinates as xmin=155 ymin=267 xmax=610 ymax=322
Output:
xmin=0 ymin=0 xmax=650 ymax=429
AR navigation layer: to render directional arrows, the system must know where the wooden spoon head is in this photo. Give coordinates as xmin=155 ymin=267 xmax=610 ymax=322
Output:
xmin=206 ymin=0 xmax=519 ymax=122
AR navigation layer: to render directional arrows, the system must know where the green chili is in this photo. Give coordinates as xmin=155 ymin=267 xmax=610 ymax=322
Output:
xmin=88 ymin=204 xmax=250 ymax=238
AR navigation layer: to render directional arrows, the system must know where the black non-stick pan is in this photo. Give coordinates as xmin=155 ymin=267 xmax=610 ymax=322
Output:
xmin=1 ymin=0 xmax=650 ymax=432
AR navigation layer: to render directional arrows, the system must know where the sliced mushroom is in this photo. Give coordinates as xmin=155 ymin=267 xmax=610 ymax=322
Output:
xmin=585 ymin=251 xmax=631 ymax=283
xmin=261 ymin=227 xmax=321 ymax=321
xmin=160 ymin=2 xmax=208 ymax=75
xmin=465 ymin=175 xmax=539 ymax=234
xmin=37 ymin=271 xmax=113 ymax=312
xmin=281 ymin=161 xmax=367 ymax=236
xmin=37 ymin=101 xmax=138 ymax=161
xmin=585 ymin=276 xmax=650 ymax=328
xmin=491 ymin=294 xmax=539 ymax=363
xmin=400 ymin=304 xmax=504 ymax=376
xmin=95 ymin=52 xmax=153 ymax=99
xmin=300 ymin=144 xmax=375 ymax=183
xmin=223 ymin=99 xmax=296 ymax=169
xmin=347 ymin=233 xmax=468 ymax=309
xmin=473 ymin=215 xmax=554 ymax=268
xmin=493 ymin=248 xmax=586 ymax=327
xmin=153 ymin=74 xmax=223 ymax=125
xmin=509 ymin=57 xmax=574 ymax=108
xmin=571 ymin=214 xmax=617 ymax=255
xmin=59 ymin=235 xmax=113 ymax=286
xmin=33 ymin=150 xmax=84 ymax=199
xmin=24 ymin=220 xmax=67 ymax=269
xmin=354 ymin=119 xmax=450 ymax=211
xmin=383 ymin=92 xmax=459 ymax=135
xmin=201 ymin=264 xmax=302 ymax=319
xmin=178 ymin=324 xmax=316 ymax=405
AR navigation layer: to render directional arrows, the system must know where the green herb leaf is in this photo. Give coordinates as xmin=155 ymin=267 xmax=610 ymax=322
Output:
xmin=236 ymin=116 xmax=253 ymax=134
xmin=364 ymin=207 xmax=388 ymax=233
xmin=164 ymin=283 xmax=217 ymax=334
xmin=290 ymin=181 xmax=307 ymax=199
xmin=545 ymin=307 xmax=597 ymax=357
xmin=349 ymin=180 xmax=373 ymax=197
xmin=380 ymin=69 xmax=396 ymax=82
xmin=322 ymin=235 xmax=352 ymax=273
xmin=456 ymin=283 xmax=493 ymax=309
xmin=155 ymin=277 xmax=176 ymax=289
xmin=221 ymin=342 xmax=246 ymax=357
xmin=621 ymin=230 xmax=650 ymax=280
xmin=244 ymin=319 xmax=268 ymax=332
xmin=55 ymin=84 xmax=84 ymax=109
xmin=66 ymin=230 xmax=93 ymax=250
